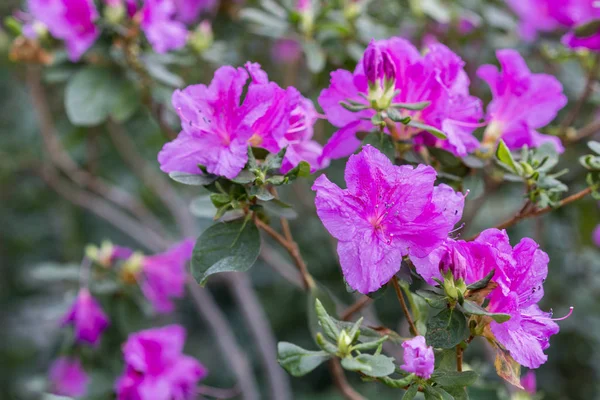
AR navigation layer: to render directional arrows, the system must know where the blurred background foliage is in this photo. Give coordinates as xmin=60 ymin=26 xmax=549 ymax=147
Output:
xmin=0 ymin=0 xmax=599 ymax=399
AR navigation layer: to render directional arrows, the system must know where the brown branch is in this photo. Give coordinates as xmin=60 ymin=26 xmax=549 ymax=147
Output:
xmin=254 ymin=217 xmax=314 ymax=290
xmin=560 ymin=53 xmax=600 ymax=134
xmin=106 ymin=120 xmax=196 ymax=237
xmin=341 ymin=296 xmax=372 ymax=321
xmin=566 ymin=118 xmax=600 ymax=143
xmin=456 ymin=345 xmax=463 ymax=372
xmin=467 ymin=187 xmax=593 ymax=241
xmin=329 ymin=359 xmax=366 ymax=400
xmin=197 ymin=384 xmax=240 ymax=399
xmin=228 ymin=273 xmax=292 ymax=400
xmin=26 ymin=66 xmax=168 ymax=237
xmin=391 ymin=277 xmax=418 ymax=336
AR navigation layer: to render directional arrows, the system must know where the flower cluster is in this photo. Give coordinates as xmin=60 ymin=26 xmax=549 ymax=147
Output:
xmin=24 ymin=0 xmax=214 ymax=60
xmin=506 ymin=0 xmax=600 ymax=50
xmin=313 ymin=145 xmax=464 ymax=294
xmin=116 ymin=325 xmax=207 ymax=399
xmin=413 ymin=229 xmax=564 ymax=369
xmin=159 ymin=62 xmax=326 ymax=179
xmin=319 ymin=37 xmax=483 ymax=158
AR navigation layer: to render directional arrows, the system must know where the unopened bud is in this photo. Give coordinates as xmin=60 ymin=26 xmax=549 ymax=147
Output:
xmin=382 ymin=51 xmax=396 ymax=83
xmin=337 ymin=329 xmax=353 ymax=357
xmin=363 ymin=39 xmax=383 ymax=84
xmin=189 ymin=20 xmax=213 ymax=54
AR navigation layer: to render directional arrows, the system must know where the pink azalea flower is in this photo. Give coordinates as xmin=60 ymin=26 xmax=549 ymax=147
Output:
xmin=271 ymin=38 xmax=303 ymax=65
xmin=141 ymin=0 xmax=189 ymax=54
xmin=504 ymin=0 xmax=574 ymax=41
xmin=400 ymin=336 xmax=435 ymax=379
xmin=318 ymin=37 xmax=483 ymax=159
xmin=159 ymin=63 xmax=324 ymax=178
xmin=62 ymin=288 xmax=109 ymax=345
xmin=593 ymin=224 xmax=600 ymax=247
xmin=478 ymin=49 xmax=567 ymax=153
xmin=115 ymin=325 xmax=207 ymax=400
xmin=27 ymin=0 xmax=100 ymax=61
xmin=312 ymin=145 xmax=464 ymax=294
xmin=139 ymin=239 xmax=194 ymax=313
xmin=413 ymin=229 xmax=565 ymax=369
xmin=49 ymin=357 xmax=89 ymax=398
xmin=174 ymin=0 xmax=217 ymax=24
xmin=521 ymin=370 xmax=537 ymax=395
xmin=561 ymin=2 xmax=600 ymax=51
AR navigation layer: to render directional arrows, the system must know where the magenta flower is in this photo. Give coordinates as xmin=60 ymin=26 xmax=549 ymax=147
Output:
xmin=413 ymin=229 xmax=565 ymax=369
xmin=115 ymin=325 xmax=207 ymax=400
xmin=271 ymin=38 xmax=302 ymax=65
xmin=561 ymin=2 xmax=600 ymax=51
xmin=400 ymin=336 xmax=435 ymax=379
xmin=27 ymin=0 xmax=99 ymax=61
xmin=139 ymin=239 xmax=194 ymax=313
xmin=521 ymin=370 xmax=537 ymax=395
xmin=312 ymin=145 xmax=464 ymax=294
xmin=160 ymin=63 xmax=324 ymax=178
xmin=505 ymin=0 xmax=573 ymax=41
xmin=141 ymin=0 xmax=189 ymax=54
xmin=49 ymin=357 xmax=89 ymax=398
xmin=62 ymin=288 xmax=109 ymax=345
xmin=318 ymin=37 xmax=483 ymax=159
xmin=478 ymin=49 xmax=567 ymax=153
xmin=174 ymin=0 xmax=217 ymax=23
xmin=593 ymin=224 xmax=600 ymax=247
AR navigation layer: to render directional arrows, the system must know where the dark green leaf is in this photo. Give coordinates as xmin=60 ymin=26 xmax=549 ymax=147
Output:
xmin=284 ymin=161 xmax=311 ymax=181
xmin=424 ymin=386 xmax=454 ymax=400
xmin=391 ymin=101 xmax=431 ymax=111
xmin=459 ymin=300 xmax=511 ymax=323
xmin=340 ymin=354 xmax=395 ymax=377
xmin=408 ymin=120 xmax=447 ymax=139
xmin=402 ymin=384 xmax=419 ymax=399
xmin=168 ymin=171 xmax=217 ymax=186
xmin=416 ymin=289 xmax=448 ymax=309
xmin=575 ymin=19 xmax=600 ymax=37
xmin=425 ymin=309 xmax=469 ymax=349
xmin=277 ymin=342 xmax=330 ymax=377
xmin=191 ymin=219 xmax=261 ymax=284
xmin=232 ymin=170 xmax=256 ymax=184
xmin=378 ymin=374 xmax=416 ymax=389
xmin=445 ymin=386 xmax=469 ymax=400
xmin=432 ymin=370 xmax=479 ymax=387
xmin=249 ymin=185 xmax=275 ymax=201
xmin=362 ymin=132 xmax=395 ymax=161
xmin=466 ymin=269 xmax=495 ymax=291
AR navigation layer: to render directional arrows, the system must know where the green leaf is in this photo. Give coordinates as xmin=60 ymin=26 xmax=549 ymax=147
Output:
xmin=191 ymin=219 xmax=261 ymax=284
xmin=386 ymin=108 xmax=412 ymax=124
xmin=249 ymin=185 xmax=274 ymax=201
xmin=431 ymin=370 xmax=479 ymax=387
xmin=168 ymin=171 xmax=217 ymax=186
xmin=408 ymin=120 xmax=447 ymax=139
xmin=391 ymin=101 xmax=431 ymax=111
xmin=308 ymin=284 xmax=338 ymax=341
xmin=315 ymin=298 xmax=340 ymax=341
xmin=232 ymin=170 xmax=256 ymax=184
xmin=284 ymin=161 xmax=311 ymax=181
xmin=466 ymin=269 xmax=495 ymax=291
xmin=264 ymin=147 xmax=287 ymax=171
xmin=402 ymin=384 xmax=419 ymax=399
xmin=424 ymin=386 xmax=454 ymax=400
xmin=277 ymin=342 xmax=331 ymax=377
xmin=588 ymin=141 xmax=600 ymax=155
xmin=575 ymin=19 xmax=600 ymax=37
xmin=303 ymin=41 xmax=326 ymax=73
xmin=416 ymin=289 xmax=448 ymax=309
xmin=189 ymin=196 xmax=217 ymax=219
xmin=65 ymin=67 xmax=140 ymax=126
xmin=445 ymin=386 xmax=468 ymax=400
xmin=378 ymin=374 xmax=416 ymax=389
xmin=362 ymin=132 xmax=395 ymax=161
xmin=425 ymin=309 xmax=469 ymax=349
xmin=495 ymin=140 xmax=520 ymax=173
xmin=340 ymin=354 xmax=395 ymax=377
xmin=261 ymin=199 xmax=298 ymax=219
xmin=459 ymin=300 xmax=511 ymax=323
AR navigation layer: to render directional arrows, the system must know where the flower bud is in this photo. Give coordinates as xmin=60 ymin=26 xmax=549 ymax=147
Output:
xmin=381 ymin=51 xmax=396 ymax=83
xmin=363 ymin=39 xmax=383 ymax=85
xmin=337 ymin=329 xmax=353 ymax=357
xmin=189 ymin=20 xmax=213 ymax=54
xmin=439 ymin=245 xmax=467 ymax=282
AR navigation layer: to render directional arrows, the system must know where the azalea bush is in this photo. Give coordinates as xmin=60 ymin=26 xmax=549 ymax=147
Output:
xmin=1 ymin=0 xmax=600 ymax=399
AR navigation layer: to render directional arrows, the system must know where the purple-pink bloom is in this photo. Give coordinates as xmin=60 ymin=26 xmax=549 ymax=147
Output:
xmin=115 ymin=325 xmax=207 ymax=400
xmin=318 ymin=37 xmax=483 ymax=159
xmin=174 ymin=0 xmax=217 ymax=23
xmin=49 ymin=357 xmax=89 ymax=398
xmin=62 ymin=288 xmax=109 ymax=345
xmin=400 ymin=336 xmax=435 ymax=379
xmin=561 ymin=2 xmax=600 ymax=51
xmin=521 ymin=370 xmax=537 ymax=395
xmin=271 ymin=38 xmax=302 ymax=65
xmin=141 ymin=0 xmax=189 ymax=54
xmin=478 ymin=49 xmax=567 ymax=153
xmin=505 ymin=0 xmax=574 ymax=41
xmin=312 ymin=145 xmax=464 ymax=294
xmin=139 ymin=239 xmax=194 ymax=313
xmin=593 ymin=224 xmax=600 ymax=247
xmin=27 ymin=0 xmax=99 ymax=61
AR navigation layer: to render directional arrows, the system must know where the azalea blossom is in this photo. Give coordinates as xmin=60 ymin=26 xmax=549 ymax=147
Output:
xmin=174 ymin=0 xmax=217 ymax=24
xmin=27 ymin=0 xmax=100 ymax=61
xmin=140 ymin=0 xmax=189 ymax=54
xmin=318 ymin=37 xmax=483 ymax=159
xmin=478 ymin=49 xmax=567 ymax=153
xmin=159 ymin=63 xmax=324 ymax=178
xmin=49 ymin=357 xmax=89 ymax=398
xmin=521 ymin=370 xmax=537 ymax=395
xmin=312 ymin=145 xmax=464 ymax=294
xmin=413 ymin=229 xmax=565 ymax=369
xmin=115 ymin=325 xmax=207 ymax=400
xmin=400 ymin=336 xmax=435 ymax=379
xmin=62 ymin=288 xmax=109 ymax=345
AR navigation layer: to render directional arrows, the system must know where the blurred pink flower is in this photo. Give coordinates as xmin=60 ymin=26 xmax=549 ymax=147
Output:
xmin=49 ymin=357 xmax=89 ymax=398
xmin=62 ymin=288 xmax=109 ymax=345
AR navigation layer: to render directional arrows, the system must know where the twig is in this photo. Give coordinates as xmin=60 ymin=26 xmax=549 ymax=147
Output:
xmin=106 ymin=120 xmax=196 ymax=237
xmin=566 ymin=118 xmax=600 ymax=143
xmin=341 ymin=296 xmax=372 ymax=321
xmin=197 ymin=384 xmax=240 ymax=399
xmin=228 ymin=273 xmax=292 ymax=400
xmin=391 ymin=277 xmax=419 ymax=336
xmin=467 ymin=187 xmax=593 ymax=241
xmin=456 ymin=345 xmax=463 ymax=372
xmin=254 ymin=217 xmax=314 ymax=290
xmin=329 ymin=359 xmax=366 ymax=400
xmin=26 ymin=66 xmax=167 ymax=237
xmin=186 ymin=277 xmax=260 ymax=400
xmin=560 ymin=53 xmax=600 ymax=134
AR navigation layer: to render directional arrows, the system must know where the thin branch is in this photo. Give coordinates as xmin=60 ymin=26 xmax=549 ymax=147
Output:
xmin=228 ymin=273 xmax=292 ymax=400
xmin=456 ymin=345 xmax=463 ymax=372
xmin=186 ymin=277 xmax=260 ymax=400
xmin=26 ymin=66 xmax=168 ymax=237
xmin=391 ymin=277 xmax=419 ymax=336
xmin=329 ymin=359 xmax=366 ymax=400
xmin=467 ymin=187 xmax=593 ymax=241
xmin=197 ymin=384 xmax=240 ymax=399
xmin=341 ymin=296 xmax=372 ymax=321
xmin=560 ymin=53 xmax=600 ymax=134
xmin=566 ymin=118 xmax=600 ymax=143
xmin=106 ymin=120 xmax=196 ymax=237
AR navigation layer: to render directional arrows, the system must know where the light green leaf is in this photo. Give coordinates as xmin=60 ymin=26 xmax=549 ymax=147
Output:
xmin=189 ymin=196 xmax=217 ymax=219
xmin=168 ymin=171 xmax=217 ymax=186
xmin=340 ymin=354 xmax=395 ymax=377
xmin=277 ymin=342 xmax=330 ymax=377
xmin=408 ymin=120 xmax=447 ymax=139
xmin=459 ymin=300 xmax=511 ymax=323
